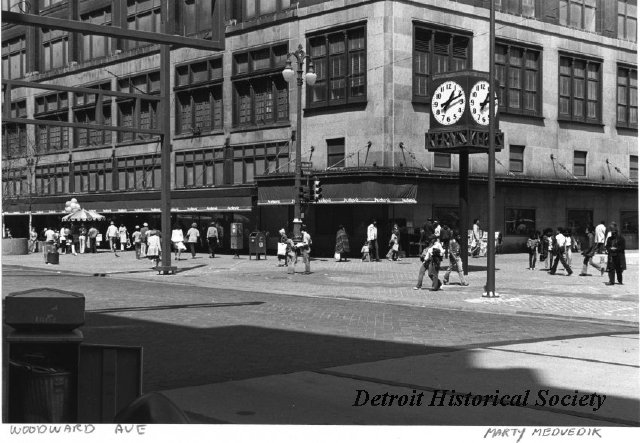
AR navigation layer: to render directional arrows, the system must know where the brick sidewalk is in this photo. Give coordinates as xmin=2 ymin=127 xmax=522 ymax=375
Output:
xmin=2 ymin=249 xmax=638 ymax=324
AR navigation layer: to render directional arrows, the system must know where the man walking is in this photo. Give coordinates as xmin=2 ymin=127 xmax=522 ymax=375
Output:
xmin=300 ymin=225 xmax=312 ymax=274
xmin=88 ymin=225 xmax=98 ymax=253
xmin=106 ymin=221 xmax=119 ymax=257
xmin=471 ymin=219 xmax=481 ymax=258
xmin=443 ymin=232 xmax=468 ymax=286
xmin=132 ymin=226 xmax=142 ymax=259
xmin=549 ymin=227 xmax=572 ymax=276
xmin=140 ymin=222 xmax=149 ymax=257
xmin=186 ymin=223 xmax=200 ymax=258
xmin=605 ymin=222 xmax=626 ymax=285
xmin=206 ymin=222 xmax=219 ymax=258
xmin=414 ymin=236 xmax=444 ymax=291
xmin=595 ymin=220 xmax=606 ymax=253
xmin=367 ymin=220 xmax=379 ymax=262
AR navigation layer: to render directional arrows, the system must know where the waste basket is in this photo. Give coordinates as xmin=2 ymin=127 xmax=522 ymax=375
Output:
xmin=249 ymin=232 xmax=267 ymax=260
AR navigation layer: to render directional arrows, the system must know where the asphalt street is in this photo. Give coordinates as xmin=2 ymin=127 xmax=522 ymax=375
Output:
xmin=2 ymin=264 xmax=638 ymax=425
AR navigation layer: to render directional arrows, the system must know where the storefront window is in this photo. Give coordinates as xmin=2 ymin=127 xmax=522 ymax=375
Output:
xmin=620 ymin=211 xmax=638 ymax=234
xmin=566 ymin=209 xmax=593 ymax=235
xmin=505 ymin=208 xmax=536 ymax=235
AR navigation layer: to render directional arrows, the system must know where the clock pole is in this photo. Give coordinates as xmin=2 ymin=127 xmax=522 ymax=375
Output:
xmin=485 ymin=0 xmax=497 ymax=297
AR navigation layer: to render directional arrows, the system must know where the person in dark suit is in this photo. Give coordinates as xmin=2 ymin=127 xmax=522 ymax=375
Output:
xmin=605 ymin=222 xmax=626 ymax=285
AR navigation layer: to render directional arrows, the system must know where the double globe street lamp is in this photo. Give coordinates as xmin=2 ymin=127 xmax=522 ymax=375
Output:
xmin=282 ymin=44 xmax=316 ymax=241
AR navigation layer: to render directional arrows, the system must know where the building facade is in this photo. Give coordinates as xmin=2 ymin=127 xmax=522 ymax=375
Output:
xmin=2 ymin=0 xmax=638 ymax=255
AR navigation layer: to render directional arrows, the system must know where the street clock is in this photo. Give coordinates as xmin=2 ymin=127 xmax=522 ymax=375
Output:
xmin=469 ymin=80 xmax=498 ymax=126
xmin=431 ymin=80 xmax=466 ymax=126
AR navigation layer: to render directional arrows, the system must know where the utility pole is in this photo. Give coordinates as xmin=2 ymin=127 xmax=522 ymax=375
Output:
xmin=485 ymin=0 xmax=497 ymax=297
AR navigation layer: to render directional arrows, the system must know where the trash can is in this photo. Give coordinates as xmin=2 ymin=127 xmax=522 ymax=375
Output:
xmin=249 ymin=232 xmax=267 ymax=260
xmin=44 ymin=243 xmax=59 ymax=264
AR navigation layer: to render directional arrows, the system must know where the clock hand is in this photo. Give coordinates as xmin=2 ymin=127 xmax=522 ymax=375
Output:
xmin=444 ymin=91 xmax=463 ymax=111
xmin=480 ymin=93 xmax=490 ymax=110
xmin=441 ymin=89 xmax=456 ymax=109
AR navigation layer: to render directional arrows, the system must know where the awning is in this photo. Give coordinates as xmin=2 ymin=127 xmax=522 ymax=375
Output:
xmin=258 ymin=181 xmax=417 ymax=205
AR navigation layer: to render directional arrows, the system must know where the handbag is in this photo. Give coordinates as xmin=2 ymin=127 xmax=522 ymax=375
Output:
xmin=334 ymin=252 xmax=341 ymax=261
xmin=277 ymin=242 xmax=287 ymax=256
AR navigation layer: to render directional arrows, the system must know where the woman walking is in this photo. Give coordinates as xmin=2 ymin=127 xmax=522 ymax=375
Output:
xmin=78 ymin=224 xmax=87 ymax=253
xmin=118 ymin=224 xmax=129 ymax=252
xmin=334 ymin=225 xmax=350 ymax=262
xmin=579 ymin=225 xmax=604 ymax=277
xmin=526 ymin=231 xmax=540 ymax=270
xmin=186 ymin=223 xmax=201 ymax=258
xmin=28 ymin=227 xmax=38 ymax=253
xmin=605 ymin=222 xmax=626 ymax=285
xmin=146 ymin=229 xmax=162 ymax=268
xmin=171 ymin=225 xmax=186 ymax=261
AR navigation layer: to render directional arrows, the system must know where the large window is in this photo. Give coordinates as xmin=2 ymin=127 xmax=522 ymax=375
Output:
xmin=35 ymin=92 xmax=69 ymax=153
xmin=175 ymin=148 xmax=224 ymax=188
xmin=2 ymin=169 xmax=28 ymax=198
xmin=125 ymin=0 xmax=161 ymax=50
xmin=495 ymin=43 xmax=541 ymax=116
xmin=232 ymin=142 xmax=290 ymax=184
xmin=180 ymin=0 xmax=215 ymax=35
xmin=433 ymin=153 xmax=451 ymax=169
xmin=505 ymin=208 xmax=536 ymax=236
xmin=74 ymin=83 xmax=112 ymax=148
xmin=81 ymin=7 xmax=112 ymax=61
xmin=495 ymin=0 xmax=536 ymax=17
xmin=558 ymin=55 xmax=601 ymax=123
xmin=326 ymin=138 xmax=345 ymax=168
xmin=242 ymin=0 xmax=294 ymax=20
xmin=630 ymin=155 xmax=638 ymax=180
xmin=618 ymin=0 xmax=637 ymax=41
xmin=2 ymin=100 xmax=27 ymax=157
xmin=559 ymin=0 xmax=597 ymax=32
xmin=35 ymin=163 xmax=70 ymax=195
xmin=1 ymin=35 xmax=26 ymax=79
xmin=176 ymin=58 xmax=223 ymax=135
xmin=116 ymin=155 xmax=160 ymax=191
xmin=232 ymin=44 xmax=289 ymax=127
xmin=567 ymin=209 xmax=593 ymax=236
xmin=73 ymin=159 xmax=113 ymax=193
xmin=620 ymin=210 xmax=638 ymax=234
xmin=117 ymin=71 xmax=160 ymax=143
xmin=617 ymin=66 xmax=638 ymax=128
xmin=413 ymin=25 xmax=471 ymax=103
xmin=509 ymin=145 xmax=525 ymax=173
xmin=573 ymin=150 xmax=587 ymax=177
xmin=42 ymin=29 xmax=68 ymax=71
xmin=308 ymin=25 xmax=367 ymax=108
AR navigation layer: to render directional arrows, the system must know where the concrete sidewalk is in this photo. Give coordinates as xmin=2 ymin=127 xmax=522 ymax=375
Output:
xmin=2 ymin=249 xmax=638 ymax=324
xmin=161 ymin=333 xmax=639 ymax=425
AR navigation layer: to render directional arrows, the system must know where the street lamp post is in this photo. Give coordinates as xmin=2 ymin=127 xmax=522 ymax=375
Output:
xmin=282 ymin=44 xmax=316 ymax=241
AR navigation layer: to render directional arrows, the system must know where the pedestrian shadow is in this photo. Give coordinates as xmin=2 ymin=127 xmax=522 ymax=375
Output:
xmin=87 ymin=301 xmax=264 ymax=314
xmin=467 ymin=265 xmax=501 ymax=272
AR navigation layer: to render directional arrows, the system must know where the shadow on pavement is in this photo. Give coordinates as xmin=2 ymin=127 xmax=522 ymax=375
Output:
xmin=80 ymin=312 xmax=639 ymax=426
xmin=87 ymin=301 xmax=265 ymax=314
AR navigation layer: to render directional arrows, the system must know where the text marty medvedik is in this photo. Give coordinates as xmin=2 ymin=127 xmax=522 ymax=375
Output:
xmin=352 ymin=388 xmax=607 ymax=412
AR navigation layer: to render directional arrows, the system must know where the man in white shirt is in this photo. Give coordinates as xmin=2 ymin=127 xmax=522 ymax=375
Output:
xmin=300 ymin=226 xmax=312 ymax=274
xmin=106 ymin=221 xmax=119 ymax=257
xmin=366 ymin=220 xmax=379 ymax=262
xmin=595 ymin=221 xmax=606 ymax=253
xmin=414 ymin=236 xmax=445 ymax=291
xmin=471 ymin=219 xmax=481 ymax=257
xmin=549 ymin=227 xmax=572 ymax=276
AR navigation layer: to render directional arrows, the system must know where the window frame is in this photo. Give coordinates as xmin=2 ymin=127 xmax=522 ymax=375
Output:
xmin=433 ymin=153 xmax=452 ymax=169
xmin=326 ymin=137 xmax=346 ymax=169
xmin=558 ymin=54 xmax=602 ymax=124
xmin=34 ymin=92 xmax=70 ymax=153
xmin=41 ymin=28 xmax=69 ymax=71
xmin=242 ymin=0 xmax=295 ymax=21
xmin=495 ymin=40 xmax=542 ymax=117
xmin=412 ymin=22 xmax=472 ymax=104
xmin=80 ymin=6 xmax=112 ymax=61
xmin=509 ymin=145 xmax=525 ymax=173
xmin=559 ymin=0 xmax=598 ymax=32
xmin=306 ymin=23 xmax=368 ymax=109
xmin=630 ymin=155 xmax=638 ymax=181
xmin=573 ymin=150 xmax=588 ymax=177
xmin=125 ymin=0 xmax=162 ymax=50
xmin=1 ymin=34 xmax=26 ymax=80
xmin=229 ymin=142 xmax=290 ymax=184
xmin=35 ymin=163 xmax=70 ymax=196
xmin=73 ymin=82 xmax=112 ymax=149
xmin=616 ymin=64 xmax=638 ymax=129
xmin=504 ymin=207 xmax=536 ymax=236
xmin=2 ymin=100 xmax=27 ymax=158
xmin=231 ymin=43 xmax=290 ymax=128
xmin=116 ymin=71 xmax=161 ymax=143
xmin=495 ymin=0 xmax=537 ymax=17
xmin=115 ymin=154 xmax=161 ymax=191
xmin=72 ymin=158 xmax=114 ymax=193
xmin=618 ymin=0 xmax=637 ymax=42
xmin=174 ymin=148 xmax=224 ymax=189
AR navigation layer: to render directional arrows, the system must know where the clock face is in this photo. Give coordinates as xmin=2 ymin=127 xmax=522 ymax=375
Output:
xmin=431 ymin=80 xmax=466 ymax=126
xmin=469 ymin=80 xmax=498 ymax=125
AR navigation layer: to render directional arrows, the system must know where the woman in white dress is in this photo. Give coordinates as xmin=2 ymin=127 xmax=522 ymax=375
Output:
xmin=146 ymin=230 xmax=162 ymax=268
xmin=171 ymin=225 xmax=185 ymax=261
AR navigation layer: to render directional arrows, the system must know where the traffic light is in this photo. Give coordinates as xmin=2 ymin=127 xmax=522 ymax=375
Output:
xmin=313 ymin=178 xmax=322 ymax=202
xmin=299 ymin=186 xmax=311 ymax=203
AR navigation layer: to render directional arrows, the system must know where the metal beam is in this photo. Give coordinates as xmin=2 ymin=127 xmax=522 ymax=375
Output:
xmin=1 ymin=11 xmax=224 ymax=51
xmin=2 ymin=117 xmax=164 ymax=135
xmin=3 ymin=79 xmax=164 ymax=101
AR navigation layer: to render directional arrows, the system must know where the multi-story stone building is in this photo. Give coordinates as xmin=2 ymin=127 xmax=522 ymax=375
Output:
xmin=2 ymin=0 xmax=637 ymax=254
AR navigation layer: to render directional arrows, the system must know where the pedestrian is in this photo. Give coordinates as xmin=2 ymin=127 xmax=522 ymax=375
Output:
xmin=443 ymin=232 xmax=468 ymax=286
xmin=28 ymin=226 xmax=38 ymax=253
xmin=58 ymin=226 xmax=67 ymax=254
xmin=106 ymin=221 xmax=119 ymax=257
xmin=548 ymin=227 xmax=572 ymax=276
xmin=526 ymin=231 xmax=540 ymax=270
xmin=88 ymin=225 xmax=98 ymax=253
xmin=146 ymin=229 xmax=162 ymax=268
xmin=386 ymin=227 xmax=400 ymax=261
xmin=132 ymin=226 xmax=142 ymax=259
xmin=595 ymin=220 xmax=606 ymax=254
xmin=470 ymin=219 xmax=481 ymax=258
xmin=216 ymin=221 xmax=224 ymax=251
xmin=186 ymin=223 xmax=200 ymax=258
xmin=171 ymin=225 xmax=186 ymax=261
xmin=277 ymin=228 xmax=288 ymax=267
xmin=43 ymin=227 xmax=55 ymax=263
xmin=605 ymin=222 xmax=626 ymax=285
xmin=433 ymin=220 xmax=441 ymax=239
xmin=4 ymin=227 xmax=12 ymax=238
xmin=140 ymin=222 xmax=149 ymax=257
xmin=78 ymin=224 xmax=87 ymax=253
xmin=360 ymin=241 xmax=370 ymax=261
xmin=540 ymin=228 xmax=551 ymax=270
xmin=335 ymin=225 xmax=350 ymax=262
xmin=565 ymin=229 xmax=573 ymax=266
xmin=413 ymin=235 xmax=444 ymax=291
xmin=68 ymin=225 xmax=78 ymax=256
xmin=119 ymin=224 xmax=129 ymax=252
xmin=440 ymin=223 xmax=451 ymax=258
xmin=300 ymin=225 xmax=312 ymax=274
xmin=280 ymin=231 xmax=296 ymax=274
xmin=366 ymin=220 xmax=379 ymax=262
xmin=579 ymin=226 xmax=605 ymax=277
xmin=206 ymin=222 xmax=219 ymax=258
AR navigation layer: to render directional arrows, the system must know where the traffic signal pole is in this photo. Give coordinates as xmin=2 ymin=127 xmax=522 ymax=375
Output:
xmin=485 ymin=0 xmax=497 ymax=297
